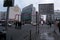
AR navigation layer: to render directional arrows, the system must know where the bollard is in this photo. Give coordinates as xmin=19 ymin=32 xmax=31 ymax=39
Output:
xmin=19 ymin=22 xmax=22 ymax=30
xmin=38 ymin=26 xmax=39 ymax=34
xmin=10 ymin=36 xmax=13 ymax=40
xmin=30 ymin=30 xmax=31 ymax=40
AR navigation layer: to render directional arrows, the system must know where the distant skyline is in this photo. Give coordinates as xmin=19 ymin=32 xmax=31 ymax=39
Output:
xmin=0 ymin=0 xmax=60 ymax=11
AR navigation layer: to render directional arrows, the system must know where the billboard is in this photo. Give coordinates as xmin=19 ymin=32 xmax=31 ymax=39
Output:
xmin=3 ymin=0 xmax=14 ymax=7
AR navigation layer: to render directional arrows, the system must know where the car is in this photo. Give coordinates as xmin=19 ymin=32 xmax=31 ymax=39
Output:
xmin=31 ymin=22 xmax=37 ymax=26
xmin=8 ymin=23 xmax=13 ymax=27
xmin=0 ymin=20 xmax=6 ymax=26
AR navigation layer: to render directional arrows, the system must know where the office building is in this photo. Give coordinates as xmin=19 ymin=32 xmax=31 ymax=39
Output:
xmin=9 ymin=5 xmax=21 ymax=22
xmin=39 ymin=3 xmax=54 ymax=23
xmin=21 ymin=4 xmax=33 ymax=24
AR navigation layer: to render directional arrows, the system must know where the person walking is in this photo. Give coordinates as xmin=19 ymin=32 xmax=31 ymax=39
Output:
xmin=41 ymin=21 xmax=43 ymax=26
xmin=49 ymin=22 xmax=51 ymax=27
xmin=14 ymin=21 xmax=18 ymax=29
xmin=18 ymin=22 xmax=22 ymax=29
xmin=57 ymin=21 xmax=60 ymax=33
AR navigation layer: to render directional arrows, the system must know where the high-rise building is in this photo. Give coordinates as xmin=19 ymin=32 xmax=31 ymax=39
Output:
xmin=21 ymin=4 xmax=37 ymax=24
xmin=39 ymin=3 xmax=54 ymax=23
xmin=21 ymin=4 xmax=33 ymax=24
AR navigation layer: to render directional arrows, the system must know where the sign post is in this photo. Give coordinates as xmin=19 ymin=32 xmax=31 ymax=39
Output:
xmin=3 ymin=0 xmax=14 ymax=40
xmin=3 ymin=0 xmax=14 ymax=30
xmin=36 ymin=12 xmax=37 ymax=34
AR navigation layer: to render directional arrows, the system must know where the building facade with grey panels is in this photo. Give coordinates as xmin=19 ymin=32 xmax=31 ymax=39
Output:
xmin=39 ymin=3 xmax=54 ymax=23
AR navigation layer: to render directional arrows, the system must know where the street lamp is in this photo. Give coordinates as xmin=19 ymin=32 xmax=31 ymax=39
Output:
xmin=36 ymin=11 xmax=39 ymax=34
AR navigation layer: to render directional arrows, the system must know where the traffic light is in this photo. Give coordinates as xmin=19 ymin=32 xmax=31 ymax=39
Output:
xmin=3 ymin=0 xmax=14 ymax=7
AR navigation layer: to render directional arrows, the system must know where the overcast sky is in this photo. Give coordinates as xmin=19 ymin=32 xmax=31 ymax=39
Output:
xmin=0 ymin=0 xmax=60 ymax=11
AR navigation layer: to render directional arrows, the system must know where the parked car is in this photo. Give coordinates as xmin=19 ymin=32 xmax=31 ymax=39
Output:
xmin=0 ymin=20 xmax=13 ymax=27
xmin=0 ymin=20 xmax=6 ymax=26
xmin=31 ymin=22 xmax=37 ymax=26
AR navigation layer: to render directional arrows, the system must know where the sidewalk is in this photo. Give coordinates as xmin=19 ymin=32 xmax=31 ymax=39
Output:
xmin=7 ymin=24 xmax=37 ymax=40
xmin=6 ymin=24 xmax=60 ymax=40
xmin=37 ymin=24 xmax=60 ymax=40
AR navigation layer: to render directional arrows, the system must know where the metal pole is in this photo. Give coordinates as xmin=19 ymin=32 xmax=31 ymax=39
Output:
xmin=37 ymin=12 xmax=39 ymax=34
xmin=38 ymin=12 xmax=40 ymax=34
xmin=30 ymin=30 xmax=31 ymax=40
xmin=36 ymin=12 xmax=40 ymax=34
xmin=5 ymin=7 xmax=9 ymax=30
xmin=36 ymin=12 xmax=37 ymax=33
xmin=50 ymin=14 xmax=51 ymax=27
xmin=38 ymin=21 xmax=39 ymax=34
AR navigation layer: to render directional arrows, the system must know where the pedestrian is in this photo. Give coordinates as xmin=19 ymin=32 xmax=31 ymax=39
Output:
xmin=57 ymin=21 xmax=60 ymax=33
xmin=18 ymin=22 xmax=22 ymax=29
xmin=49 ymin=22 xmax=51 ymax=27
xmin=14 ymin=21 xmax=16 ymax=28
xmin=41 ymin=21 xmax=43 ymax=26
xmin=14 ymin=21 xmax=18 ymax=28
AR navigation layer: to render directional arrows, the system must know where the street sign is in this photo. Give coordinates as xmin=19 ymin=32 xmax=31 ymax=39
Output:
xmin=3 ymin=0 xmax=14 ymax=7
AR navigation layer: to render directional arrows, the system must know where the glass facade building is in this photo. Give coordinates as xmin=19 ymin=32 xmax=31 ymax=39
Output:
xmin=21 ymin=4 xmax=33 ymax=24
